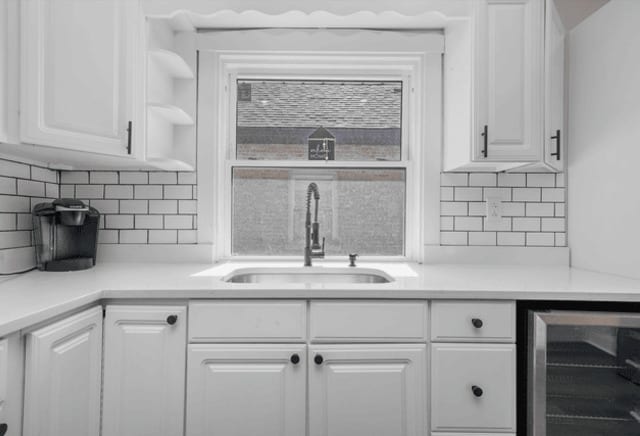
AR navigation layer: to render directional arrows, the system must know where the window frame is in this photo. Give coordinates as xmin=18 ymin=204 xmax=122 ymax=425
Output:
xmin=196 ymin=30 xmax=443 ymax=262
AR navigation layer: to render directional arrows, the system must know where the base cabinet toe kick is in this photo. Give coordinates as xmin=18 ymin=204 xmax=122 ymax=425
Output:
xmin=0 ymin=299 xmax=517 ymax=436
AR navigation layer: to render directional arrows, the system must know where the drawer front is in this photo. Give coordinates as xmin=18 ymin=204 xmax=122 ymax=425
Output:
xmin=189 ymin=301 xmax=307 ymax=342
xmin=431 ymin=343 xmax=516 ymax=433
xmin=310 ymin=301 xmax=428 ymax=342
xmin=431 ymin=301 xmax=515 ymax=342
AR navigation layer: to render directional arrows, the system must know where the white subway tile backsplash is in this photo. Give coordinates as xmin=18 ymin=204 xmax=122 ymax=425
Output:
xmin=60 ymin=185 xmax=75 ymax=197
xmin=440 ymin=173 xmax=468 ymax=186
xmin=178 ymin=230 xmax=197 ymax=244
xmin=0 ymin=159 xmax=30 ymax=179
xmin=120 ymin=200 xmax=148 ymax=214
xmin=469 ymin=232 xmax=497 ymax=246
xmin=0 ymin=195 xmax=30 ymax=213
xmin=178 ymin=172 xmax=197 ymax=184
xmin=542 ymin=188 xmax=565 ymax=202
xmin=526 ymin=173 xmax=556 ymax=187
xmin=454 ymin=216 xmax=483 ymax=231
xmin=498 ymin=173 xmax=526 ymax=187
xmin=134 ymin=185 xmax=163 ymax=199
xmin=104 ymin=185 xmax=133 ymax=199
xmin=541 ymin=218 xmax=565 ymax=232
xmin=148 ymin=230 xmax=177 ymax=244
xmin=468 ymin=202 xmax=486 ymax=216
xmin=0 ymin=231 xmax=32 ymax=249
xmin=502 ymin=202 xmax=525 ymax=217
xmin=30 ymin=166 xmax=58 ymax=183
xmin=525 ymin=203 xmax=555 ymax=217
xmin=134 ymin=215 xmax=163 ymax=229
xmin=16 ymin=214 xmax=32 ymax=230
xmin=512 ymin=188 xmax=541 ymax=202
xmin=98 ymin=230 xmax=119 ymax=244
xmin=526 ymin=232 xmax=555 ymax=247
xmin=90 ymin=172 xmax=119 ymax=184
xmin=555 ymin=232 xmax=567 ymax=247
xmin=164 ymin=215 xmax=193 ymax=229
xmin=105 ymin=215 xmax=134 ymax=229
xmin=119 ymin=172 xmax=149 ymax=184
xmin=441 ymin=202 xmax=468 ymax=216
xmin=164 ymin=185 xmax=192 ymax=199
xmin=497 ymin=232 xmax=525 ymax=246
xmin=454 ymin=187 xmax=483 ymax=202
xmin=556 ymin=173 xmax=565 ymax=188
xmin=483 ymin=187 xmax=511 ymax=201
xmin=513 ymin=217 xmax=541 ymax=232
xmin=90 ymin=199 xmax=119 ymax=214
xmin=75 ymin=184 xmax=104 ymax=199
xmin=440 ymin=187 xmax=454 ymax=201
xmin=0 ymin=214 xmax=16 ymax=231
xmin=119 ymin=230 xmax=148 ymax=244
xmin=178 ymin=200 xmax=197 ymax=214
xmin=0 ymin=176 xmax=15 ymax=194
xmin=440 ymin=232 xmax=468 ymax=245
xmin=17 ymin=179 xmax=45 ymax=197
xmin=45 ymin=183 xmax=59 ymax=198
xmin=469 ymin=173 xmax=497 ymax=187
xmin=149 ymin=172 xmax=177 ymax=184
xmin=149 ymin=200 xmax=178 ymax=214
xmin=60 ymin=171 xmax=89 ymax=184
xmin=484 ymin=217 xmax=511 ymax=231
xmin=555 ymin=203 xmax=565 ymax=217
xmin=440 ymin=216 xmax=454 ymax=231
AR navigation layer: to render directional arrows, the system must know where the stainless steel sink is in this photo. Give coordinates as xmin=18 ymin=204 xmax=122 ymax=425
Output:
xmin=224 ymin=267 xmax=392 ymax=284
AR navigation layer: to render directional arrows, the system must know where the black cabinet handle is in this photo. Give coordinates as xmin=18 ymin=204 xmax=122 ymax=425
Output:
xmin=471 ymin=318 xmax=483 ymax=329
xmin=166 ymin=315 xmax=178 ymax=325
xmin=290 ymin=354 xmax=300 ymax=365
xmin=126 ymin=121 xmax=132 ymax=155
xmin=314 ymin=354 xmax=324 ymax=365
xmin=550 ymin=129 xmax=561 ymax=160
xmin=472 ymin=385 xmax=484 ymax=397
xmin=0 ymin=423 xmax=8 ymax=436
xmin=471 ymin=385 xmax=484 ymax=398
xmin=481 ymin=125 xmax=488 ymax=158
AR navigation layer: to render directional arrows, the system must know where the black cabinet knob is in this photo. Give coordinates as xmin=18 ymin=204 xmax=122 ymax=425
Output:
xmin=166 ymin=315 xmax=178 ymax=325
xmin=290 ymin=354 xmax=300 ymax=365
xmin=314 ymin=354 xmax=324 ymax=365
xmin=471 ymin=318 xmax=483 ymax=329
xmin=0 ymin=423 xmax=8 ymax=436
xmin=472 ymin=385 xmax=484 ymax=397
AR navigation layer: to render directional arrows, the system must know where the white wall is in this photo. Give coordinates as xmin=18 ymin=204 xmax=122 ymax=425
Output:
xmin=568 ymin=0 xmax=640 ymax=279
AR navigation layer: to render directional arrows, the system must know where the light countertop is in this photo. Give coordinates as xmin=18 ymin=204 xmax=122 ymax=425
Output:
xmin=1 ymin=261 xmax=640 ymax=337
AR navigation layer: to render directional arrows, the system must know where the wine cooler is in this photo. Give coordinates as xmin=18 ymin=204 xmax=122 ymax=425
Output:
xmin=529 ymin=310 xmax=640 ymax=436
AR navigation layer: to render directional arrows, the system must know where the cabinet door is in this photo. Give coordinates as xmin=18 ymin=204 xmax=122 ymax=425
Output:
xmin=475 ymin=0 xmax=543 ymax=162
xmin=309 ymin=344 xmax=427 ymax=436
xmin=431 ymin=343 xmax=516 ymax=433
xmin=21 ymin=0 xmax=135 ymax=155
xmin=23 ymin=306 xmax=103 ymax=436
xmin=186 ymin=344 xmax=306 ymax=436
xmin=102 ymin=305 xmax=187 ymax=436
xmin=543 ymin=0 xmax=565 ymax=171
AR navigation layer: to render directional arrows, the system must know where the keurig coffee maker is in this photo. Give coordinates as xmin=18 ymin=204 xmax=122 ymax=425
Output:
xmin=32 ymin=199 xmax=100 ymax=271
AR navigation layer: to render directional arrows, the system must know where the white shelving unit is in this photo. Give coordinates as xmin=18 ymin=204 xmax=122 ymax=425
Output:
xmin=145 ymin=18 xmax=197 ymax=171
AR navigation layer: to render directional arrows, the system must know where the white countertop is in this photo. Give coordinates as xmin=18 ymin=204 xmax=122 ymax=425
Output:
xmin=1 ymin=261 xmax=640 ymax=337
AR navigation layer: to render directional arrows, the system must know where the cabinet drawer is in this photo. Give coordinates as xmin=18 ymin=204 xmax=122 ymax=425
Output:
xmin=310 ymin=301 xmax=428 ymax=342
xmin=431 ymin=301 xmax=515 ymax=342
xmin=189 ymin=301 xmax=307 ymax=342
xmin=431 ymin=343 xmax=516 ymax=433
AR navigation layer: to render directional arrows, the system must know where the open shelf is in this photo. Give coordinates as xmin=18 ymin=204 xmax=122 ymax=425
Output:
xmin=148 ymin=49 xmax=194 ymax=79
xmin=147 ymin=103 xmax=194 ymax=125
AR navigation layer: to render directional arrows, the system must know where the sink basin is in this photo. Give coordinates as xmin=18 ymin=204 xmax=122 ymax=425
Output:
xmin=224 ymin=267 xmax=392 ymax=284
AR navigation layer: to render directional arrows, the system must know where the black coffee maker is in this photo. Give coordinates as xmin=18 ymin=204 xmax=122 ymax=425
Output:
xmin=32 ymin=199 xmax=100 ymax=271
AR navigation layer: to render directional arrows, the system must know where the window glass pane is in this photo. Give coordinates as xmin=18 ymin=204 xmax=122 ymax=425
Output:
xmin=236 ymin=80 xmax=402 ymax=161
xmin=232 ymin=168 xmax=405 ymax=256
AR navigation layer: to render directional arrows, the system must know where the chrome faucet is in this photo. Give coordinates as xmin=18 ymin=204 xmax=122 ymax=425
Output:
xmin=304 ymin=182 xmax=325 ymax=267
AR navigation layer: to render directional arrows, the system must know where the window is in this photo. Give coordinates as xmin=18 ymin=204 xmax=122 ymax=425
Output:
xmin=197 ymin=29 xmax=443 ymax=260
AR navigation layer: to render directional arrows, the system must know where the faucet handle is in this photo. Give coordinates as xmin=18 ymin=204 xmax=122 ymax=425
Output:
xmin=349 ymin=253 xmax=358 ymax=267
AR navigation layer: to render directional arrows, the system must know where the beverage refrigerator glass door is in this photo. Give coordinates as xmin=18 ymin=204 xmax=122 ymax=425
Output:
xmin=528 ymin=310 xmax=640 ymax=436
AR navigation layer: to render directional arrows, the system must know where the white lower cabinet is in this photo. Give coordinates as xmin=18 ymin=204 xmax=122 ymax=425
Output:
xmin=23 ymin=306 xmax=103 ymax=436
xmin=186 ymin=344 xmax=306 ymax=436
xmin=431 ymin=343 xmax=516 ymax=433
xmin=102 ymin=305 xmax=187 ymax=436
xmin=309 ymin=344 xmax=427 ymax=436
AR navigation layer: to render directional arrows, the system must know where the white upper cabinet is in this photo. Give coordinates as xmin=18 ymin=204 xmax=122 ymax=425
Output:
xmin=102 ymin=305 xmax=187 ymax=436
xmin=543 ymin=0 xmax=565 ymax=171
xmin=20 ymin=0 xmax=136 ymax=156
xmin=444 ymin=0 xmax=566 ymax=172
xmin=474 ymin=0 xmax=544 ymax=164
xmin=22 ymin=307 xmax=103 ymax=436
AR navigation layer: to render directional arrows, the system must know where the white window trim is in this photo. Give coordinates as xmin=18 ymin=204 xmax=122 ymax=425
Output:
xmin=196 ymin=30 xmax=442 ymax=263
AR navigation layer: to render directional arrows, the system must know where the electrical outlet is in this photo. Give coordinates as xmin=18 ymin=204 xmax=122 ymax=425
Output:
xmin=486 ymin=196 xmax=502 ymax=226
